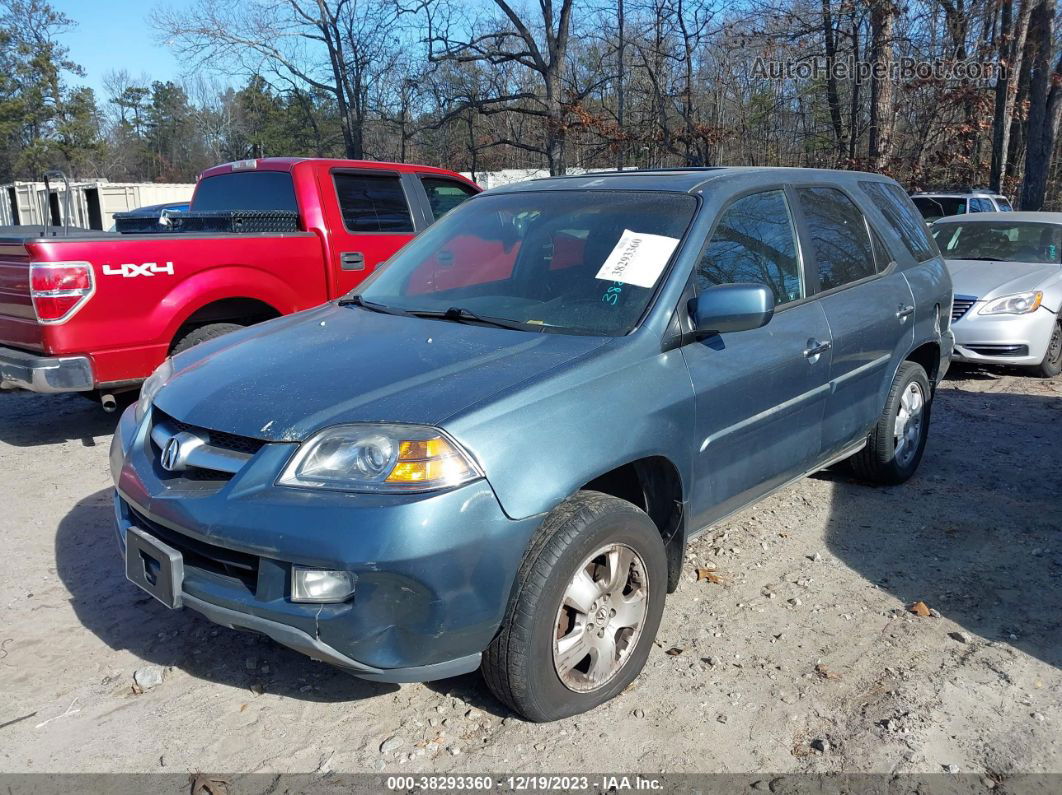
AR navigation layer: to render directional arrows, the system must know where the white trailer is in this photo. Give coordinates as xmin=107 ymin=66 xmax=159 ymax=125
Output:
xmin=1 ymin=180 xmax=195 ymax=230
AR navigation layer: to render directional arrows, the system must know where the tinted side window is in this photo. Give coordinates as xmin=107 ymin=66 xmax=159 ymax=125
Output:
xmin=421 ymin=177 xmax=478 ymax=220
xmin=333 ymin=173 xmax=413 ymax=233
xmin=860 ymin=181 xmax=936 ymax=262
xmin=696 ymin=190 xmax=803 ymax=305
xmin=970 ymin=198 xmax=994 ymax=212
xmin=796 ymin=187 xmax=876 ymax=291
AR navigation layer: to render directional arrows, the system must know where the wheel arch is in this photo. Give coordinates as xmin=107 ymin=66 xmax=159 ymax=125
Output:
xmin=905 ymin=338 xmax=942 ymax=386
xmin=580 ymin=456 xmax=687 ymax=593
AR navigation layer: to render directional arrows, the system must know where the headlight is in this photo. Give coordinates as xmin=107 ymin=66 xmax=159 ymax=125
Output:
xmin=135 ymin=358 xmax=173 ymax=423
xmin=978 ymin=291 xmax=1043 ymax=316
xmin=278 ymin=423 xmax=482 ymax=493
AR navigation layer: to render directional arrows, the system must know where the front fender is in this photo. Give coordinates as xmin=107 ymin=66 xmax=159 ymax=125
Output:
xmin=445 ymin=340 xmax=696 ymax=521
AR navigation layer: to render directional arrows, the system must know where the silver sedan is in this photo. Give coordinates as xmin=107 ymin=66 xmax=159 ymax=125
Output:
xmin=931 ymin=211 xmax=1062 ymax=377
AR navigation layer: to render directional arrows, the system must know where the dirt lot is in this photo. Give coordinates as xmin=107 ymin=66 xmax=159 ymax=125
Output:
xmin=0 ymin=366 xmax=1059 ymax=780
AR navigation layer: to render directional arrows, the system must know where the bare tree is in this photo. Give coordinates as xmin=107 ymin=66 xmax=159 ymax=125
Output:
xmin=152 ymin=0 xmax=404 ymax=159
xmin=989 ymin=0 xmax=1034 ymax=192
xmin=1019 ymin=0 xmax=1062 ymax=209
xmin=426 ymin=0 xmax=603 ymax=174
xmin=867 ymin=0 xmax=895 ymax=169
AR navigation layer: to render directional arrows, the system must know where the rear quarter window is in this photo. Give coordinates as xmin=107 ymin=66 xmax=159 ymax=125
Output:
xmin=795 ymin=186 xmax=877 ymax=291
xmin=860 ymin=181 xmax=938 ymax=262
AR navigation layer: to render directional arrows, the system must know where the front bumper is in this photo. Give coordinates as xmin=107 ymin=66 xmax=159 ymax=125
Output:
xmin=110 ymin=404 xmax=542 ymax=681
xmin=0 ymin=345 xmax=94 ymax=392
xmin=951 ymin=305 xmax=1057 ymax=366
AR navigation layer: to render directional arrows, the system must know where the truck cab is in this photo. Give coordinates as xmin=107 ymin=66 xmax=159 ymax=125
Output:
xmin=0 ymin=158 xmax=479 ymax=403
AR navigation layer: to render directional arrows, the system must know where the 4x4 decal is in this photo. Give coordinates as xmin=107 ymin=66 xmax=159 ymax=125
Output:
xmin=102 ymin=261 xmax=175 ymax=278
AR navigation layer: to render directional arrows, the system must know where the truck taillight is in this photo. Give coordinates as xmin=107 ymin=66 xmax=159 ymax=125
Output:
xmin=30 ymin=262 xmax=95 ymax=324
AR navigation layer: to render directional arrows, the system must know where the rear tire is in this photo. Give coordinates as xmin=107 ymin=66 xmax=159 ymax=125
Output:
xmin=170 ymin=322 xmax=244 ymax=355
xmin=850 ymin=361 xmax=931 ymax=485
xmin=481 ymin=491 xmax=667 ymax=722
xmin=1033 ymin=320 xmax=1062 ymax=378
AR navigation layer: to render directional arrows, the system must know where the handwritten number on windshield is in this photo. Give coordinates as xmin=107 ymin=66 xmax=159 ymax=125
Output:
xmin=602 ymin=282 xmax=624 ymax=306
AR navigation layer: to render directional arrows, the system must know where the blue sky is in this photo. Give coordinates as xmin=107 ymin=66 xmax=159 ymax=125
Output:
xmin=52 ymin=0 xmax=192 ymax=98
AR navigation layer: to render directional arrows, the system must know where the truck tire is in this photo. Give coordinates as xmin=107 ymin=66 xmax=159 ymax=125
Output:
xmin=1033 ymin=320 xmax=1062 ymax=378
xmin=850 ymin=361 xmax=932 ymax=485
xmin=170 ymin=322 xmax=244 ymax=355
xmin=481 ymin=491 xmax=667 ymax=722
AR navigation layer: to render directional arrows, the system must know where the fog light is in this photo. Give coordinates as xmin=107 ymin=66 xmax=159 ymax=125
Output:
xmin=291 ymin=567 xmax=356 ymax=603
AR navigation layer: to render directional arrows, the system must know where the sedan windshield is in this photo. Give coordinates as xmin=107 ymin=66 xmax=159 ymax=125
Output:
xmin=932 ymin=222 xmax=1062 ymax=264
xmin=352 ymin=190 xmax=698 ymax=336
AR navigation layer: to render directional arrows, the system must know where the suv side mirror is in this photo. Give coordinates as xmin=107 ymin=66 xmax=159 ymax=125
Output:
xmin=688 ymin=283 xmax=775 ymax=336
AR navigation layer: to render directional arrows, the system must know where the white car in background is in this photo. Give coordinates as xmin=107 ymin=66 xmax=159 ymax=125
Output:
xmin=913 ymin=190 xmax=1013 ymax=221
xmin=931 ymin=212 xmax=1062 ymax=377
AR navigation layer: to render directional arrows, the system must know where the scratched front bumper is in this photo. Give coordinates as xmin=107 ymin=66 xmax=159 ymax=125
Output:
xmin=110 ymin=403 xmax=541 ymax=678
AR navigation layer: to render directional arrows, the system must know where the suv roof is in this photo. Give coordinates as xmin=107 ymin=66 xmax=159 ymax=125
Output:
xmin=488 ymin=166 xmax=894 ymax=195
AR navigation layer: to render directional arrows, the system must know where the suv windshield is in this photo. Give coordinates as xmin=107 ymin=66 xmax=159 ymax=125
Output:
xmin=932 ymin=222 xmax=1062 ymax=264
xmin=912 ymin=196 xmax=966 ymax=220
xmin=353 ymin=190 xmax=698 ymax=336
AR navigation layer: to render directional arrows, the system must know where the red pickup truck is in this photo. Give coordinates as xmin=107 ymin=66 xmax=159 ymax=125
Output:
xmin=0 ymin=158 xmax=479 ymax=407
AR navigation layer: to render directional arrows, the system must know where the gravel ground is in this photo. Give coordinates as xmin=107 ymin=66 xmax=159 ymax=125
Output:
xmin=0 ymin=365 xmax=1059 ymax=780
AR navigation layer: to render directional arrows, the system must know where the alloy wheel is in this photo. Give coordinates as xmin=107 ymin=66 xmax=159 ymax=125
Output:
xmin=893 ymin=381 xmax=925 ymax=466
xmin=553 ymin=543 xmax=649 ymax=693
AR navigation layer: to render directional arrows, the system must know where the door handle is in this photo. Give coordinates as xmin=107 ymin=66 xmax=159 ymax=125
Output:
xmin=896 ymin=304 xmax=915 ymax=320
xmin=340 ymin=251 xmax=365 ymax=271
xmin=803 ymin=339 xmax=832 ymax=359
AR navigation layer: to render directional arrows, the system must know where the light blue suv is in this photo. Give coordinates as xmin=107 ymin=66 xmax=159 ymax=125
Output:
xmin=111 ymin=168 xmax=953 ymax=721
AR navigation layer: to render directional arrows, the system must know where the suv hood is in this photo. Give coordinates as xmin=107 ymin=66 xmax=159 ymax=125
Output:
xmin=945 ymin=259 xmax=1061 ymax=300
xmin=154 ymin=303 xmax=610 ymax=442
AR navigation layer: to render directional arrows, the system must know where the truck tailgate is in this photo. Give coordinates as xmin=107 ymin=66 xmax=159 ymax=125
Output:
xmin=0 ymin=240 xmax=42 ymax=351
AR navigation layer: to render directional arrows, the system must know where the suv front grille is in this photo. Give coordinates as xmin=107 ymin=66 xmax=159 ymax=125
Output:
xmin=156 ymin=410 xmax=267 ymax=456
xmin=952 ymin=295 xmax=977 ymax=322
xmin=129 ymin=506 xmax=259 ymax=592
xmin=149 ymin=409 xmax=267 ymax=484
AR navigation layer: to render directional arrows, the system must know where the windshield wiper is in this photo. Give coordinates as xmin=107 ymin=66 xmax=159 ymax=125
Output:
xmin=337 ymin=294 xmax=410 ymax=315
xmin=407 ymin=306 xmax=535 ymax=331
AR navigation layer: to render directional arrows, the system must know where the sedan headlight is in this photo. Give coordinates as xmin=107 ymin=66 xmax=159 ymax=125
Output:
xmin=278 ymin=423 xmax=483 ymax=493
xmin=135 ymin=358 xmax=173 ymax=423
xmin=978 ymin=291 xmax=1043 ymax=316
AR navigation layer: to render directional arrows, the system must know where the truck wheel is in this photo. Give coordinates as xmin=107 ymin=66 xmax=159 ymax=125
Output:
xmin=481 ymin=491 xmax=666 ymax=722
xmin=170 ymin=323 xmax=244 ymax=355
xmin=1033 ymin=320 xmax=1062 ymax=378
xmin=850 ymin=361 xmax=931 ymax=485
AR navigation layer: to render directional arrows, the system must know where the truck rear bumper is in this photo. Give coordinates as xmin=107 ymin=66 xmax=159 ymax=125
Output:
xmin=0 ymin=345 xmax=94 ymax=392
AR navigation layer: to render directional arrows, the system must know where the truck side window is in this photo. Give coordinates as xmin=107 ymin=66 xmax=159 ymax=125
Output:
xmin=696 ymin=189 xmax=803 ymax=305
xmin=796 ymin=187 xmax=876 ymax=291
xmin=333 ymin=173 xmax=414 ymax=233
xmin=860 ymin=181 xmax=937 ymax=262
xmin=421 ymin=177 xmax=478 ymax=220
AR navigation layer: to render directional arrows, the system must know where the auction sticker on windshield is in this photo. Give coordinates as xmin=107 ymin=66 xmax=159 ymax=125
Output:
xmin=595 ymin=229 xmax=681 ymax=288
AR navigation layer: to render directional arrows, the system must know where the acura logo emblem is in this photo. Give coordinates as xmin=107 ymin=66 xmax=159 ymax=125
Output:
xmin=161 ymin=437 xmax=181 ymax=471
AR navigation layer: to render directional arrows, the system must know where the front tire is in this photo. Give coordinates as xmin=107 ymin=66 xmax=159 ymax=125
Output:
xmin=850 ymin=361 xmax=932 ymax=485
xmin=482 ymin=491 xmax=667 ymax=722
xmin=1033 ymin=320 xmax=1062 ymax=378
